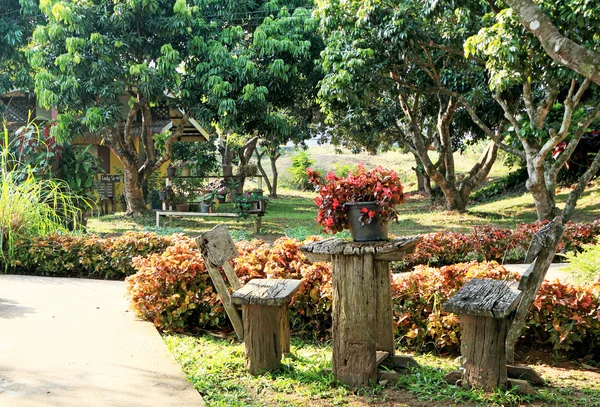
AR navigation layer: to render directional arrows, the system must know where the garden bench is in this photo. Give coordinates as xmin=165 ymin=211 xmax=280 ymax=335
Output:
xmin=443 ymin=221 xmax=558 ymax=393
xmin=195 ymin=224 xmax=301 ymax=375
xmin=443 ymin=278 xmax=522 ymax=391
xmin=156 ymin=200 xmax=265 ymax=233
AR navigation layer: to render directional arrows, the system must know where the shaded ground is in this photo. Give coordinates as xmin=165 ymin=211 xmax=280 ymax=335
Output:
xmin=0 ymin=275 xmax=203 ymax=407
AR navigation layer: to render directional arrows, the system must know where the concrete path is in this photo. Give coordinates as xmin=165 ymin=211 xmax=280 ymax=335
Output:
xmin=0 ymin=275 xmax=204 ymax=407
xmin=503 ymin=263 xmax=573 ymax=283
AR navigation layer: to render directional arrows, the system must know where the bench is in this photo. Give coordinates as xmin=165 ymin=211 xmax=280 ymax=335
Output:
xmin=442 ymin=220 xmax=561 ymax=393
xmin=195 ymin=224 xmax=301 ymax=375
xmin=156 ymin=200 xmax=265 ymax=233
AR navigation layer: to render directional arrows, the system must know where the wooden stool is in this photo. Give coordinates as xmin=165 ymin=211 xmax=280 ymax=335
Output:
xmin=196 ymin=224 xmax=300 ymax=375
xmin=444 ymin=278 xmax=521 ymax=391
xmin=231 ymin=279 xmax=301 ymax=374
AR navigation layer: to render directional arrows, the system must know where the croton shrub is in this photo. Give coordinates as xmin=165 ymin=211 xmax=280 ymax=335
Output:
xmin=393 ymin=220 xmax=600 ymax=272
xmin=7 ymin=232 xmax=176 ymax=279
xmin=125 ymin=235 xmax=600 ymax=357
xmin=4 ymin=223 xmax=600 ymax=356
xmin=126 ymin=237 xmax=334 ymax=335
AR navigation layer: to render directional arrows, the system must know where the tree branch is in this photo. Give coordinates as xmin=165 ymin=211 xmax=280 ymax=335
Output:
xmin=551 ymin=100 xmax=600 ymax=176
xmin=153 ymin=113 xmax=189 ymax=172
xmin=504 ymin=0 xmax=600 ymax=86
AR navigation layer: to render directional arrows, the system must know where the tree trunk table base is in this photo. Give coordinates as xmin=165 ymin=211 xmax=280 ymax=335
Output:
xmin=300 ymin=237 xmax=422 ymax=388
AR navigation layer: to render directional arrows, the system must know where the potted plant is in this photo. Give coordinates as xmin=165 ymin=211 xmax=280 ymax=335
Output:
xmin=217 ymin=185 xmax=229 ymax=203
xmin=307 ymin=165 xmax=405 ymax=241
xmin=173 ymin=190 xmax=190 ymax=212
xmin=170 ymin=159 xmax=191 ymax=177
xmin=159 ymin=186 xmax=175 ymax=210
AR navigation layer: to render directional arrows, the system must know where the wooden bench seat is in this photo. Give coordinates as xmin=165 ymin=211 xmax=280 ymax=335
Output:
xmin=157 ymin=209 xmax=264 ymax=232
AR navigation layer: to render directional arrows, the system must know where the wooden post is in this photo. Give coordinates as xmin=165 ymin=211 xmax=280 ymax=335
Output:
xmin=241 ymin=304 xmax=282 ymax=375
xmin=374 ymin=260 xmax=394 ymax=355
xmin=331 ymin=253 xmax=378 ymax=387
xmin=460 ymin=314 xmax=509 ymax=390
xmin=300 ymin=237 xmax=421 ymax=388
xmin=444 ymin=279 xmax=522 ymax=392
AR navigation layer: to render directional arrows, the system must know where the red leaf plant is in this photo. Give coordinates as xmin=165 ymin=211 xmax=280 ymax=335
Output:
xmin=307 ymin=165 xmax=405 ymax=233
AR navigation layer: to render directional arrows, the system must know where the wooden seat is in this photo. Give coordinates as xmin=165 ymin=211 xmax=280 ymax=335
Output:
xmin=195 ymin=224 xmax=300 ymax=375
xmin=444 ymin=278 xmax=521 ymax=391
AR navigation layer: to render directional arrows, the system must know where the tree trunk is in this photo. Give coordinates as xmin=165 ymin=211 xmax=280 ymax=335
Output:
xmin=122 ymin=161 xmax=147 ymax=215
xmin=525 ymin=165 xmax=557 ymax=221
xmin=255 ymin=149 xmax=273 ymax=196
xmin=269 ymin=153 xmax=279 ymax=198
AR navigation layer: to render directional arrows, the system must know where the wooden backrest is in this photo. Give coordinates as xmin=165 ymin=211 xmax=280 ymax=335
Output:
xmin=196 ymin=224 xmax=244 ymax=337
xmin=195 ymin=224 xmax=238 ymax=268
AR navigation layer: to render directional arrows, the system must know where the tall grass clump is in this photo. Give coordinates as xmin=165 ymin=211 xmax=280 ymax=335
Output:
xmin=0 ymin=122 xmax=82 ymax=266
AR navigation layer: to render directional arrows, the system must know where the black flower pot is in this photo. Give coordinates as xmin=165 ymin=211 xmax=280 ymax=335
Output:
xmin=346 ymin=202 xmax=388 ymax=241
xmin=167 ymin=166 xmax=176 ymax=178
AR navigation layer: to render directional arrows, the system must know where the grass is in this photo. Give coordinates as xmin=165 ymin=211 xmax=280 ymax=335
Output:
xmin=0 ymin=123 xmax=83 ymax=265
xmin=164 ymin=334 xmax=600 ymax=407
xmin=87 ymin=142 xmax=600 ymax=237
xmin=87 ymin=178 xmax=600 ymax=239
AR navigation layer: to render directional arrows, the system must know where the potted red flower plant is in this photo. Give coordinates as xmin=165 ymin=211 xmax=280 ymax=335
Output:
xmin=307 ymin=165 xmax=405 ymax=241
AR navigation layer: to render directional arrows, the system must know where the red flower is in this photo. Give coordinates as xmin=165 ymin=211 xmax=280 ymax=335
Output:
xmin=306 ymin=165 xmax=405 ymax=234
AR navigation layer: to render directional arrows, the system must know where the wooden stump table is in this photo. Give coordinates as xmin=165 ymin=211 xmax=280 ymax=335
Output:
xmin=300 ymin=237 xmax=421 ymax=388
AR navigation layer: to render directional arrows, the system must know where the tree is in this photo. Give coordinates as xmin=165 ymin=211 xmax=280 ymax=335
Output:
xmin=255 ymin=108 xmax=313 ymax=198
xmin=30 ymin=0 xmax=206 ymax=214
xmin=0 ymin=0 xmax=38 ymax=98
xmin=30 ymin=0 xmax=319 ymax=214
xmin=464 ymin=0 xmax=600 ymax=363
xmin=503 ymin=0 xmax=600 ymax=86
xmin=211 ymin=3 xmax=321 ymax=197
xmin=465 ymin=4 xmax=600 ymax=220
xmin=317 ymin=0 xmax=503 ymax=211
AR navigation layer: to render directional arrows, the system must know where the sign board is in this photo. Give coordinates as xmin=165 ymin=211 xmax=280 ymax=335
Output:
xmin=100 ymin=174 xmax=121 ymax=182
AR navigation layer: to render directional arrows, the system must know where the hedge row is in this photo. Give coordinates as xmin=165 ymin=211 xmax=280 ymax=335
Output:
xmin=5 ymin=222 xmax=600 ymax=355
xmin=394 ymin=220 xmax=600 ymax=272
xmin=7 ymin=232 xmax=178 ymax=279
xmin=7 ymin=220 xmax=599 ymax=280
xmin=126 ymin=236 xmax=600 ymax=356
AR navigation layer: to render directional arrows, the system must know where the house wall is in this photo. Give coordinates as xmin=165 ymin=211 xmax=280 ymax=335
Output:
xmin=4 ymin=93 xmax=208 ymax=213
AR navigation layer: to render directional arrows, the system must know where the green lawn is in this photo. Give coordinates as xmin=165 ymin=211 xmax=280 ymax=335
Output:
xmin=87 ymin=178 xmax=600 ymax=239
xmin=164 ymin=334 xmax=600 ymax=407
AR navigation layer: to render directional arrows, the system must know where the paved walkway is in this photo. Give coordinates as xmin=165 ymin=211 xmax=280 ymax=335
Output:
xmin=503 ymin=263 xmax=572 ymax=283
xmin=0 ymin=275 xmax=204 ymax=407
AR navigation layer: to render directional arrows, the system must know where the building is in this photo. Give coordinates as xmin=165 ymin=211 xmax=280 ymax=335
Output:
xmin=1 ymin=91 xmax=210 ymax=212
